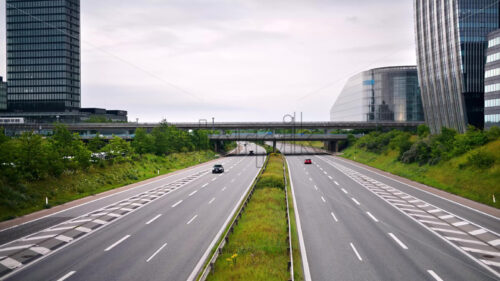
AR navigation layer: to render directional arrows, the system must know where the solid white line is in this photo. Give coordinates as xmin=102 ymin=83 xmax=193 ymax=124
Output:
xmin=331 ymin=212 xmax=338 ymax=222
xmin=351 ymin=198 xmax=360 ymax=205
xmin=427 ymin=270 xmax=443 ymax=281
xmin=366 ymin=212 xmax=379 ymax=222
xmin=189 ymin=190 xmax=198 ymax=196
xmin=285 ymin=158 xmax=312 ymax=281
xmin=22 ymin=234 xmax=56 ymax=241
xmin=145 ymin=214 xmax=162 ymax=225
xmin=146 ymin=243 xmax=167 ymax=262
xmin=388 ymin=233 xmax=408 ymax=250
xmin=334 ymin=181 xmax=339 ymax=186
xmin=171 ymin=200 xmax=183 ymax=208
xmin=43 ymin=226 xmax=75 ymax=232
xmin=104 ymin=235 xmax=130 ymax=252
xmin=445 ymin=236 xmax=485 ymax=245
xmin=350 ymin=243 xmax=363 ymax=261
xmin=187 ymin=215 xmax=198 ymax=225
xmin=321 ymin=196 xmax=326 ymax=203
xmin=57 ymin=271 xmax=76 ymax=281
xmin=208 ymin=198 xmax=216 ymax=204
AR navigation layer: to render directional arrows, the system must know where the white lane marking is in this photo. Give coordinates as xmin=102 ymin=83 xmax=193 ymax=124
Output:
xmin=392 ymin=203 xmax=415 ymax=208
xmin=146 ymin=243 xmax=167 ymax=262
xmin=453 ymin=221 xmax=469 ymax=227
xmin=55 ymin=235 xmax=73 ymax=242
xmin=93 ymin=219 xmax=107 ymax=225
xmin=445 ymin=237 xmax=486 ymax=245
xmin=172 ymin=200 xmax=183 ymax=208
xmin=408 ymin=213 xmax=435 ymax=219
xmin=187 ymin=215 xmax=198 ymax=225
xmin=488 ymin=239 xmax=500 ymax=246
xmin=189 ymin=190 xmax=198 ymax=197
xmin=0 ymin=257 xmax=22 ymax=269
xmin=334 ymin=181 xmax=339 ymax=186
xmin=284 ymin=159 xmax=312 ymax=281
xmin=309 ymin=178 xmax=313 ymax=181
xmin=104 ymin=235 xmax=130 ymax=252
xmin=323 ymin=171 xmax=327 ymax=175
xmin=341 ymin=188 xmax=348 ymax=194
xmin=427 ymin=270 xmax=443 ymax=281
xmin=388 ymin=233 xmax=408 ymax=250
xmin=209 ymin=198 xmax=216 ymax=204
xmin=469 ymin=229 xmax=487 ymax=235
xmin=43 ymin=226 xmax=75 ymax=232
xmin=439 ymin=214 xmax=454 ymax=220
xmin=22 ymin=234 xmax=56 ymax=241
xmin=350 ymin=243 xmax=363 ymax=261
xmin=321 ymin=196 xmax=326 ymax=203
xmin=481 ymin=259 xmax=500 ymax=268
xmin=69 ymin=219 xmax=92 ymax=224
xmin=75 ymin=227 xmax=92 ymax=233
xmin=428 ymin=209 xmax=442 ymax=213
xmin=386 ymin=199 xmax=407 ymax=203
xmin=146 ymin=214 xmax=162 ymax=225
xmin=462 ymin=247 xmax=500 ymax=257
xmin=328 ymin=176 xmax=333 ymax=180
xmin=30 ymin=246 xmax=50 ymax=255
xmin=0 ymin=245 xmax=33 ymax=253
xmin=430 ymin=228 xmax=466 ymax=235
xmin=231 ymin=179 xmax=235 ymax=183
xmin=418 ymin=220 xmax=449 ymax=226
xmin=202 ymin=183 xmax=208 ymax=188
xmin=221 ymin=186 xmax=227 ymax=192
xmin=351 ymin=198 xmax=360 ymax=205
xmin=314 ymin=185 xmax=318 ymax=191
xmin=366 ymin=212 xmax=379 ymax=222
xmin=400 ymin=208 xmax=426 ymax=213
xmin=120 ymin=207 xmax=134 ymax=212
xmin=331 ymin=212 xmax=338 ymax=222
xmin=212 ymin=178 xmax=217 ymax=182
xmin=57 ymin=271 xmax=76 ymax=281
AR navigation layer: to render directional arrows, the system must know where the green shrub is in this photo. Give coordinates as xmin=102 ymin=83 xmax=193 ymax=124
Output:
xmin=465 ymin=150 xmax=495 ymax=169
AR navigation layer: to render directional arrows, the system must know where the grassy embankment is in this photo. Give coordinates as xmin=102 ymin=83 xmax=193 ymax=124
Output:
xmin=207 ymin=153 xmax=302 ymax=281
xmin=0 ymin=151 xmax=216 ymax=221
xmin=285 ymin=141 xmax=325 ymax=149
xmin=342 ymin=139 xmax=500 ymax=208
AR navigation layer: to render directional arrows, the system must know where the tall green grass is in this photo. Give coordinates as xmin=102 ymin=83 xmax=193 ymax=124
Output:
xmin=0 ymin=151 xmax=216 ymax=221
xmin=342 ymin=140 xmax=500 ymax=208
xmin=207 ymin=154 xmax=290 ymax=281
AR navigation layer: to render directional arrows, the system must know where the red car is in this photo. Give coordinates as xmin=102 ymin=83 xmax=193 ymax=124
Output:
xmin=304 ymin=159 xmax=312 ymax=164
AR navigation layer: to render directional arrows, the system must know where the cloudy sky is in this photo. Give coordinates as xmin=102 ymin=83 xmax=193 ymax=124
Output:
xmin=0 ymin=0 xmax=416 ymax=122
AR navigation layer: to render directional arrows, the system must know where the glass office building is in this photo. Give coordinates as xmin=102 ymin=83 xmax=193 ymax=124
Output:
xmin=414 ymin=0 xmax=500 ymax=133
xmin=6 ymin=0 xmax=81 ymax=113
xmin=485 ymin=29 xmax=500 ymax=129
xmin=0 ymin=77 xmax=7 ymax=111
xmin=330 ymin=66 xmax=424 ymax=122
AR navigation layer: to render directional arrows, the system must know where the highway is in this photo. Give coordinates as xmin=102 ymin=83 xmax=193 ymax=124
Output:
xmin=0 ymin=144 xmax=266 ymax=281
xmin=283 ymin=143 xmax=500 ymax=281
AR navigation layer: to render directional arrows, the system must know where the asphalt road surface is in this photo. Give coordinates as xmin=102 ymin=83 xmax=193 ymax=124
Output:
xmin=283 ymin=142 xmax=499 ymax=281
xmin=0 ymin=144 xmax=266 ymax=281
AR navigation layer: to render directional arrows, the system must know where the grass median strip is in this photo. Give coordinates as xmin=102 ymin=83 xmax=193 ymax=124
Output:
xmin=206 ymin=153 xmax=298 ymax=281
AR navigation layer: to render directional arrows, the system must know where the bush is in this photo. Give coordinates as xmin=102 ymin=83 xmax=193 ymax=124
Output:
xmin=464 ymin=150 xmax=495 ymax=169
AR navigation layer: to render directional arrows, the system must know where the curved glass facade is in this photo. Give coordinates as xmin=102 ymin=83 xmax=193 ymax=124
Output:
xmin=6 ymin=0 xmax=81 ymax=113
xmin=414 ymin=0 xmax=500 ymax=133
xmin=330 ymin=66 xmax=424 ymax=122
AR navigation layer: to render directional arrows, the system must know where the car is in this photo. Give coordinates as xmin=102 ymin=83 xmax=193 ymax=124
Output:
xmin=249 ymin=150 xmax=254 ymax=155
xmin=212 ymin=164 xmax=224 ymax=174
xmin=304 ymin=159 xmax=312 ymax=164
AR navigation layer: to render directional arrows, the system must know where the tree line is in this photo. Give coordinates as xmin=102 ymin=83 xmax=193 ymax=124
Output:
xmin=352 ymin=125 xmax=500 ymax=168
xmin=0 ymin=122 xmax=212 ymax=183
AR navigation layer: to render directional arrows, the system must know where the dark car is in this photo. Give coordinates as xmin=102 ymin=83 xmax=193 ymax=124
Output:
xmin=304 ymin=159 xmax=312 ymax=164
xmin=212 ymin=164 xmax=224 ymax=174
xmin=249 ymin=150 xmax=254 ymax=155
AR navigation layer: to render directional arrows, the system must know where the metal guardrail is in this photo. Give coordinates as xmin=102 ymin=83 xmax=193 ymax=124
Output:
xmin=197 ymin=155 xmax=270 ymax=281
xmin=283 ymin=154 xmax=294 ymax=281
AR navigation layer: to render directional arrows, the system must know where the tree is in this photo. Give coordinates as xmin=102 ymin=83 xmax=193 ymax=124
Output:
xmin=417 ymin=124 xmax=430 ymax=138
xmin=104 ymin=136 xmax=133 ymax=160
xmin=87 ymin=135 xmax=106 ymax=152
xmin=17 ymin=132 xmax=48 ymax=180
xmin=132 ymin=128 xmax=155 ymax=154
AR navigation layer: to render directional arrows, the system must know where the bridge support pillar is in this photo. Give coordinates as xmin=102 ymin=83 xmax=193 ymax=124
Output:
xmin=327 ymin=141 xmax=339 ymax=153
xmin=272 ymin=140 xmax=277 ymax=153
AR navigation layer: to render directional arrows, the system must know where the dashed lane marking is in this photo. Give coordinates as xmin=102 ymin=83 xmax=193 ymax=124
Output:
xmin=57 ymin=271 xmax=76 ymax=281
